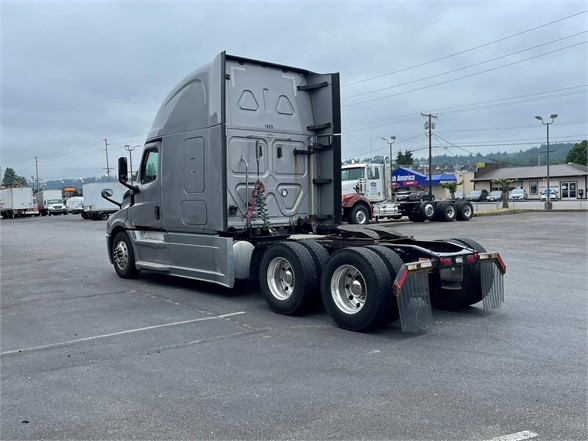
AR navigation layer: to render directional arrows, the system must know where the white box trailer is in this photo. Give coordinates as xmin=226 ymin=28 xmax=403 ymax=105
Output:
xmin=82 ymin=182 xmax=126 ymax=220
xmin=0 ymin=187 xmax=35 ymax=218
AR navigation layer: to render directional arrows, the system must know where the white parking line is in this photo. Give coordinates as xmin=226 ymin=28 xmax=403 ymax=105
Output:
xmin=0 ymin=311 xmax=246 ymax=356
xmin=485 ymin=430 xmax=538 ymax=441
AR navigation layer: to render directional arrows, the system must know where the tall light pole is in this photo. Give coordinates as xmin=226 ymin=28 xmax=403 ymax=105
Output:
xmin=381 ymin=136 xmax=396 ymax=199
xmin=124 ymin=145 xmax=136 ymax=184
xmin=534 ymin=114 xmax=558 ymax=210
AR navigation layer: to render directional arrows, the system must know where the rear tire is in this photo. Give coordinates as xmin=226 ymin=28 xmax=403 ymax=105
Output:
xmin=112 ymin=231 xmax=141 ymax=279
xmin=365 ymin=245 xmax=404 ymax=323
xmin=298 ymin=240 xmax=329 ymax=308
xmin=419 ymin=201 xmax=435 ymax=220
xmin=321 ymin=248 xmax=393 ymax=331
xmin=456 ymin=200 xmax=474 ymax=221
xmin=99 ymin=212 xmax=109 ymax=221
xmin=259 ymin=242 xmax=318 ymax=315
xmin=440 ymin=201 xmax=457 ymax=222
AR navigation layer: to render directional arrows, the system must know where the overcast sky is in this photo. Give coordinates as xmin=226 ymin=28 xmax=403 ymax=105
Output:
xmin=1 ymin=0 xmax=586 ymax=181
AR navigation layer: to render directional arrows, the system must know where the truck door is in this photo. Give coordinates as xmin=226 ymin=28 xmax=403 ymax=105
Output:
xmin=131 ymin=142 xmax=163 ymax=229
xmin=365 ymin=165 xmax=383 ymax=201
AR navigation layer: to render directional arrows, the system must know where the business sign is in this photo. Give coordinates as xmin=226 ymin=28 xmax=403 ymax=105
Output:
xmin=392 ymin=170 xmax=423 ymax=186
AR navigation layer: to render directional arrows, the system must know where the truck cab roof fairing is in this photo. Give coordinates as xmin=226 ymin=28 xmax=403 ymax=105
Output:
xmin=147 ymin=53 xmax=223 ymax=140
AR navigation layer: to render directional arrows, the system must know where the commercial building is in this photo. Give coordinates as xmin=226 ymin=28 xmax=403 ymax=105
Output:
xmin=472 ymin=163 xmax=588 ymax=200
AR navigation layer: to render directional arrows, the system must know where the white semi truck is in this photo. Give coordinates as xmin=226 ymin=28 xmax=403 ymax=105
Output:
xmin=82 ymin=182 xmax=126 ymax=220
xmin=103 ymin=52 xmax=505 ymax=332
xmin=34 ymin=190 xmax=66 ymax=216
xmin=0 ymin=187 xmax=36 ymax=218
xmin=341 ymin=162 xmax=474 ymax=224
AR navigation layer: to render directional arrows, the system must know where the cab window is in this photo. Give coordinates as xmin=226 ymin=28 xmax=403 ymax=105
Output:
xmin=342 ymin=168 xmax=364 ymax=181
xmin=140 ymin=148 xmax=159 ymax=184
xmin=367 ymin=167 xmax=379 ymax=179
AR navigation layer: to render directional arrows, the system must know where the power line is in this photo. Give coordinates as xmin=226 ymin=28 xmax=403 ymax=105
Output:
xmin=436 ymin=120 xmax=587 ymax=134
xmin=343 ymin=31 xmax=587 ymax=101
xmin=342 ymin=86 xmax=587 ymax=134
xmin=343 ymin=41 xmax=587 ymax=108
xmin=343 ymin=135 xmax=585 ymax=162
xmin=342 ymin=10 xmax=588 ymax=87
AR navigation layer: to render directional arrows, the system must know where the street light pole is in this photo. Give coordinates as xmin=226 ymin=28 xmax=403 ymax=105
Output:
xmin=124 ymin=145 xmax=136 ymax=184
xmin=534 ymin=114 xmax=558 ymax=210
xmin=381 ymin=136 xmax=396 ymax=200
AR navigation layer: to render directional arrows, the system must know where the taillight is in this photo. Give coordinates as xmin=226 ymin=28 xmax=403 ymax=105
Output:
xmin=466 ymin=252 xmax=478 ymax=263
xmin=439 ymin=257 xmax=452 ymax=265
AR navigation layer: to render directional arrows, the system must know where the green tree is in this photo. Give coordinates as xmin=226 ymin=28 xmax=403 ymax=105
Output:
xmin=396 ymin=149 xmax=414 ymax=165
xmin=2 ymin=168 xmax=29 ymax=187
xmin=492 ymin=178 xmax=516 ymax=209
xmin=440 ymin=180 xmax=463 ymax=199
xmin=565 ymin=140 xmax=587 ymax=165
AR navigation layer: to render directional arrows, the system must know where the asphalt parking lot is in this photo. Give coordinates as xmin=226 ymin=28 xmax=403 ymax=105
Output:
xmin=1 ymin=212 xmax=586 ymax=440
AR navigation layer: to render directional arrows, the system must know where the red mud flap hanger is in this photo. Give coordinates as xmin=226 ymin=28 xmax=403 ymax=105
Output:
xmin=478 ymin=252 xmax=506 ymax=312
xmin=393 ymin=260 xmax=434 ymax=332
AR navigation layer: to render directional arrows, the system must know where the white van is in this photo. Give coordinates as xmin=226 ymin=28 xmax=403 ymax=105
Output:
xmin=66 ymin=196 xmax=84 ymax=214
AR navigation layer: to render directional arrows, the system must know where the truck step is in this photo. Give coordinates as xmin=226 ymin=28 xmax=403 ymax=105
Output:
xmin=134 ymin=239 xmax=167 ymax=248
xmin=135 ymin=261 xmax=170 ymax=272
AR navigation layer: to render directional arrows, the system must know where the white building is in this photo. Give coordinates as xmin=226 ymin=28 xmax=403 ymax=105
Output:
xmin=472 ymin=164 xmax=588 ymax=200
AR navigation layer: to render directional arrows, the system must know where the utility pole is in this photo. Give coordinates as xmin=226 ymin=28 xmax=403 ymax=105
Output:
xmin=103 ymin=138 xmax=112 ymax=181
xmin=34 ymin=156 xmax=39 ymax=193
xmin=421 ymin=112 xmax=438 ymax=197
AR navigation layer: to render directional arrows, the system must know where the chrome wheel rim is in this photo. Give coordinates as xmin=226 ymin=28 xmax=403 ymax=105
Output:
xmin=267 ymin=257 xmax=294 ymax=301
xmin=330 ymin=264 xmax=366 ymax=315
xmin=463 ymin=205 xmax=472 ymax=218
xmin=356 ymin=210 xmax=367 ymax=224
xmin=447 ymin=205 xmax=456 ymax=218
xmin=424 ymin=203 xmax=434 ymax=217
xmin=113 ymin=240 xmax=129 ymax=271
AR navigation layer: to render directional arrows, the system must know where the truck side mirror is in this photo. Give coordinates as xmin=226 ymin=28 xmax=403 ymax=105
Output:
xmin=117 ymin=156 xmax=140 ymax=195
xmin=118 ymin=157 xmax=128 ymax=183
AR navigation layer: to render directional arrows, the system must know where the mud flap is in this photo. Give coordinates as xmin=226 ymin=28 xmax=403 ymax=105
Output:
xmin=479 ymin=253 xmax=506 ymax=312
xmin=393 ymin=261 xmax=434 ymax=332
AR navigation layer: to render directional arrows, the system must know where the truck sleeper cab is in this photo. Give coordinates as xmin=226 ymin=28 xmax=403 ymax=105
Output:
xmin=105 ymin=52 xmax=505 ymax=332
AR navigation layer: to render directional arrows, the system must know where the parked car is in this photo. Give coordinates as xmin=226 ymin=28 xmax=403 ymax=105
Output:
xmin=540 ymin=188 xmax=558 ymax=201
xmin=466 ymin=189 xmax=489 ymax=202
xmin=509 ymin=188 xmax=528 ymax=200
xmin=395 ymin=190 xmax=412 ymax=202
xmin=486 ymin=190 xmax=503 ymax=202
xmin=407 ymin=190 xmax=434 ymax=201
xmin=453 ymin=191 xmax=464 ymax=200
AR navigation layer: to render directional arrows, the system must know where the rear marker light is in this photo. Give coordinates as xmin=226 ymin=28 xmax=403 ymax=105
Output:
xmin=439 ymin=257 xmax=452 ymax=265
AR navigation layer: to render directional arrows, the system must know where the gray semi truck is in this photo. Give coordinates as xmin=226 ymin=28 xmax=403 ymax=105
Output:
xmin=104 ymin=52 xmax=505 ymax=332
